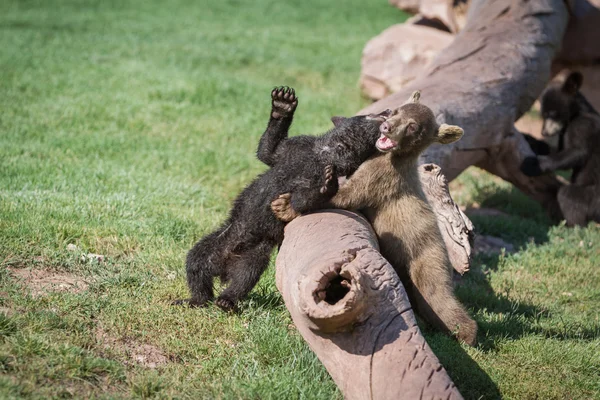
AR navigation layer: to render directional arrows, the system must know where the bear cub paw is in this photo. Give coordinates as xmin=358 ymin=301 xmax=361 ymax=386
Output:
xmin=271 ymin=86 xmax=298 ymax=119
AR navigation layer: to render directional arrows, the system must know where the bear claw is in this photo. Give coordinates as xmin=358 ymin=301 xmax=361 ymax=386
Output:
xmin=271 ymin=86 xmax=298 ymax=119
xmin=215 ymin=297 xmax=238 ymax=312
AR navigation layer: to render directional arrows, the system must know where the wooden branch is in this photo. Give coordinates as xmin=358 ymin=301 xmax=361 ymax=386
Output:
xmin=554 ymin=1 xmax=600 ymax=66
xmin=389 ymin=0 xmax=420 ymax=14
xmin=276 ymin=210 xmax=463 ymax=400
xmin=420 ymin=164 xmax=473 ymax=274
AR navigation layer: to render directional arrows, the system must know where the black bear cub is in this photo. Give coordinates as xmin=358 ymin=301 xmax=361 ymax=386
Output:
xmin=521 ymin=72 xmax=600 ymax=226
xmin=174 ymin=87 xmax=388 ymax=311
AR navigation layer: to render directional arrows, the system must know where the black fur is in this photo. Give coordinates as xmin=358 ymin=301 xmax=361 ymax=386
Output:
xmin=521 ymin=72 xmax=600 ymax=226
xmin=176 ymin=87 xmax=387 ymax=311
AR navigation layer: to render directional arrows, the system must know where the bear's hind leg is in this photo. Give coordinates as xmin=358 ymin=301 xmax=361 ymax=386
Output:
xmin=215 ymin=241 xmax=274 ymax=312
xmin=177 ymin=229 xmax=228 ymax=307
xmin=558 ymin=184 xmax=597 ymax=227
xmin=409 ymin=253 xmax=477 ymax=346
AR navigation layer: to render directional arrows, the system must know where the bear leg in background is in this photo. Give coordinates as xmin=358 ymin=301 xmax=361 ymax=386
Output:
xmin=558 ymin=184 xmax=600 ymax=227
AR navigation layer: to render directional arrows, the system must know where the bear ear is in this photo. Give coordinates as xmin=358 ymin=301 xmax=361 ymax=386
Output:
xmin=437 ymin=124 xmax=464 ymax=144
xmin=366 ymin=109 xmax=392 ymax=121
xmin=331 ymin=116 xmax=347 ymax=127
xmin=562 ymin=72 xmax=583 ymax=95
xmin=403 ymin=90 xmax=421 ymax=105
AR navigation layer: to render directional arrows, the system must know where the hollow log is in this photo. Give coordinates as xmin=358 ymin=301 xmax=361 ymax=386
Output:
xmin=275 ymin=210 xmax=463 ymax=400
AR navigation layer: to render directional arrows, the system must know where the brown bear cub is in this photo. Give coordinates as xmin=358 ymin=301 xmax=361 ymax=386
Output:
xmin=272 ymin=91 xmax=478 ymax=345
xmin=521 ymin=71 xmax=600 ymax=226
xmin=174 ymin=87 xmax=389 ymax=312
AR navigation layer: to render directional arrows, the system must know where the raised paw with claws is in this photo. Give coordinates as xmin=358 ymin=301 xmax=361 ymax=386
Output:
xmin=271 ymin=86 xmax=298 ymax=119
xmin=271 ymin=193 xmax=300 ymax=222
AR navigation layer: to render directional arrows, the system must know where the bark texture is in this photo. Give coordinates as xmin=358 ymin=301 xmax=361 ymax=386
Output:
xmin=276 ymin=210 xmax=462 ymax=400
xmin=360 ymin=24 xmax=453 ymax=101
xmin=420 ymin=163 xmax=473 ymax=274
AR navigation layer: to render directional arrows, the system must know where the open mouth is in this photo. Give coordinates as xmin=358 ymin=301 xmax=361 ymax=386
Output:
xmin=376 ymin=133 xmax=397 ymax=152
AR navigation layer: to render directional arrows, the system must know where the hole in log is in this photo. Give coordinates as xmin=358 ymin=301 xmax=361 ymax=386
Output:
xmin=323 ymin=275 xmax=351 ymax=305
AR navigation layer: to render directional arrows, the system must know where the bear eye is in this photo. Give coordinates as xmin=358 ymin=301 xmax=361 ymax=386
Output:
xmin=406 ymin=123 xmax=418 ymax=135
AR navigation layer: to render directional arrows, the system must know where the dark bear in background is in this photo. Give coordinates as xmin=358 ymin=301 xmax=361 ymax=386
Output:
xmin=521 ymin=72 xmax=600 ymax=226
xmin=175 ymin=87 xmax=388 ymax=311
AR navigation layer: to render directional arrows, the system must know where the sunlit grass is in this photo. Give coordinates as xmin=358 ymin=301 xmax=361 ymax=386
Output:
xmin=1 ymin=1 xmax=599 ymax=399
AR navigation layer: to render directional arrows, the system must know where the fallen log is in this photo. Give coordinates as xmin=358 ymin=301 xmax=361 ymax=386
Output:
xmin=276 ymin=210 xmax=463 ymax=400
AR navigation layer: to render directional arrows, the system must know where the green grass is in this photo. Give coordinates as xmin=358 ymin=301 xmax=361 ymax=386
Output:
xmin=0 ymin=0 xmax=599 ymax=399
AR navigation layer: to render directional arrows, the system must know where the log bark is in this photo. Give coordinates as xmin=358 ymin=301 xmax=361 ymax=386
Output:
xmin=276 ymin=210 xmax=463 ymax=400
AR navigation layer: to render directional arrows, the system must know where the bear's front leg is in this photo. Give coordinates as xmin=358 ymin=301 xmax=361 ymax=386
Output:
xmin=257 ymin=86 xmax=298 ymax=167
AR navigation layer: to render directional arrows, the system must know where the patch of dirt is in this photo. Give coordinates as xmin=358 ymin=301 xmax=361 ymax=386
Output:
xmin=473 ymin=235 xmax=515 ymax=255
xmin=96 ymin=327 xmax=168 ymax=369
xmin=7 ymin=267 xmax=88 ymax=297
xmin=0 ymin=306 xmax=12 ymax=316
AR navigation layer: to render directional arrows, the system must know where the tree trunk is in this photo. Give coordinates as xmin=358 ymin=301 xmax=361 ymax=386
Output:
xmin=276 ymin=210 xmax=463 ymax=400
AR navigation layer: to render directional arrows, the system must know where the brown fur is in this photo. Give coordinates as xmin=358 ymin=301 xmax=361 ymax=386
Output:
xmin=272 ymin=92 xmax=477 ymax=345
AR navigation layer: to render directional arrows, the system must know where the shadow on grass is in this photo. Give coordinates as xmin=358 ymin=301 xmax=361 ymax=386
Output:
xmin=419 ymin=254 xmax=533 ymax=398
xmin=425 ymin=330 xmax=502 ymax=400
xmin=466 ymin=185 xmax=556 ymax=251
xmin=244 ymin=291 xmax=284 ymax=311
xmin=459 ymin=254 xmax=543 ymax=348
xmin=425 ymin=184 xmax=558 ymax=399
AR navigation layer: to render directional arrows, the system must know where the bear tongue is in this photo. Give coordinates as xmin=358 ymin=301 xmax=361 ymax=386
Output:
xmin=376 ymin=134 xmax=397 ymax=151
